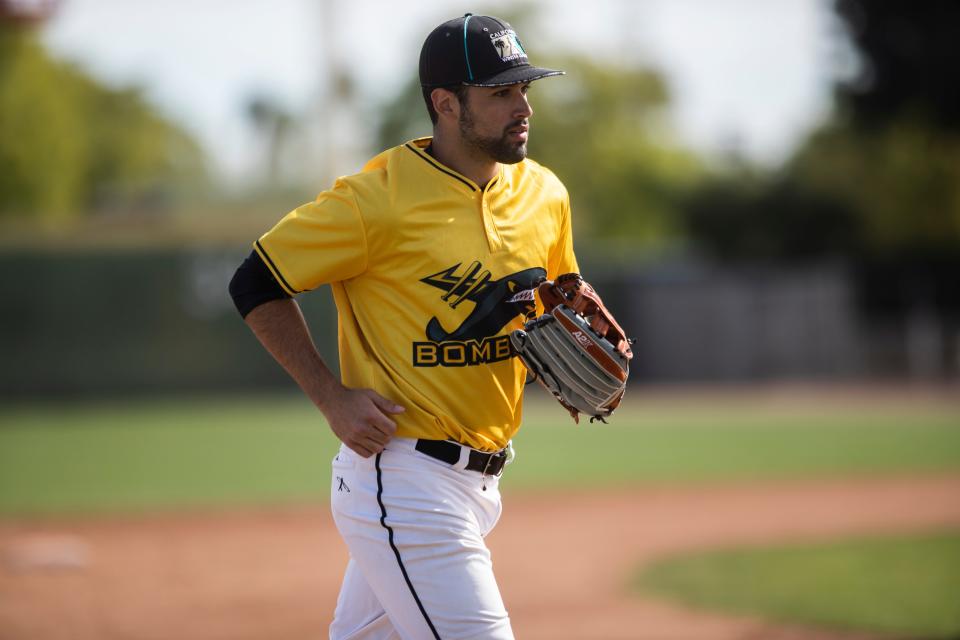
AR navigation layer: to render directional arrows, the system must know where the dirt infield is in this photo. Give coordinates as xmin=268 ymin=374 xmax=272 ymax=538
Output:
xmin=2 ymin=474 xmax=959 ymax=640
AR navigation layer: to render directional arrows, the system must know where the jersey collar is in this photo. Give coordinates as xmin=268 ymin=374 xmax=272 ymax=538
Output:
xmin=405 ymin=137 xmax=504 ymax=194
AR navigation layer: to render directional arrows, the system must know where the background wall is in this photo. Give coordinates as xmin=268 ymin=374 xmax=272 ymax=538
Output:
xmin=2 ymin=250 xmax=954 ymax=399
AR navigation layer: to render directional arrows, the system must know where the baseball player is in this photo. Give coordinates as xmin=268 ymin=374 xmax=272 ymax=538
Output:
xmin=229 ymin=14 xmax=581 ymax=639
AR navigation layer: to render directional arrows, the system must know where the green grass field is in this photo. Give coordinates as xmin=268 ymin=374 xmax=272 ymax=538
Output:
xmin=1 ymin=393 xmax=958 ymax=515
xmin=637 ymin=530 xmax=960 ymax=638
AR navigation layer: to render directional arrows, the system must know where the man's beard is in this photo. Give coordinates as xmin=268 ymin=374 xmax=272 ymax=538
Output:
xmin=459 ymin=104 xmax=528 ymax=164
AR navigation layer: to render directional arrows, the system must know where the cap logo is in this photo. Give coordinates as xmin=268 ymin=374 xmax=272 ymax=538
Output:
xmin=489 ymin=29 xmax=526 ymax=62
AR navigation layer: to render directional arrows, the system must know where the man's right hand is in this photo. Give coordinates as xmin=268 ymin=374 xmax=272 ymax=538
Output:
xmin=321 ymin=386 xmax=405 ymax=458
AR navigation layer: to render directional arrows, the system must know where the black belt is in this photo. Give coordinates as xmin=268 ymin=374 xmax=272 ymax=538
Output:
xmin=415 ymin=439 xmax=508 ymax=477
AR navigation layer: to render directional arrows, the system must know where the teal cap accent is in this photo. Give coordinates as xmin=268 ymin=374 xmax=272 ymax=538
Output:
xmin=463 ymin=13 xmax=475 ymax=82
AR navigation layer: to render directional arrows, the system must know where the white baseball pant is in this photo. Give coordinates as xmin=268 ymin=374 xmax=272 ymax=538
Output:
xmin=329 ymin=437 xmax=514 ymax=640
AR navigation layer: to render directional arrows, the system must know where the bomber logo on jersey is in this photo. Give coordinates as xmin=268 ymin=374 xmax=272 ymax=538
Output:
xmin=489 ymin=29 xmax=526 ymax=63
xmin=414 ymin=261 xmax=546 ymax=367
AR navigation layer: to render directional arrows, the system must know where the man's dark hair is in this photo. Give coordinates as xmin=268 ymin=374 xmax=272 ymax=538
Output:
xmin=422 ymin=84 xmax=469 ymax=125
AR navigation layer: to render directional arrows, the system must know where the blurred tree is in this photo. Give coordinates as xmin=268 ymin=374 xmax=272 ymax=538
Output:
xmin=834 ymin=0 xmax=960 ymax=131
xmin=791 ymin=0 xmax=960 ymax=369
xmin=791 ymin=119 xmax=960 ymax=256
xmin=375 ymin=56 xmax=700 ymax=247
xmin=80 ymin=78 xmax=207 ymax=215
xmin=0 ymin=27 xmax=86 ymax=219
xmin=786 ymin=1 xmax=960 ymax=258
xmin=684 ymin=1 xmax=960 ymax=265
xmin=246 ymin=94 xmax=293 ymax=185
xmin=683 ymin=174 xmax=858 ymax=262
xmin=526 ymin=57 xmax=700 ymax=246
xmin=376 ymin=77 xmax=429 ymax=154
xmin=0 ymin=25 xmax=208 ymax=222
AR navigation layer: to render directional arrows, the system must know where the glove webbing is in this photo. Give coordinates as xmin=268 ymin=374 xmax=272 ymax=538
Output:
xmin=528 ymin=319 xmax=624 ymax=408
xmin=514 ymin=335 xmax=588 ymax=419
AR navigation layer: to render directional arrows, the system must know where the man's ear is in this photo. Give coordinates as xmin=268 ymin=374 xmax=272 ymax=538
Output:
xmin=431 ymin=88 xmax=460 ymax=121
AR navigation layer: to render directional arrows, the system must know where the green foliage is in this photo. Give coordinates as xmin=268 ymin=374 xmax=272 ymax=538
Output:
xmin=1 ymin=395 xmax=958 ymax=515
xmin=681 ymin=120 xmax=960 ymax=263
xmin=681 ymin=174 xmax=858 ymax=261
xmin=681 ymin=102 xmax=960 ymax=266
xmin=79 ymin=80 xmax=207 ymax=213
xmin=526 ymin=57 xmax=700 ymax=245
xmin=0 ymin=26 xmax=208 ymax=222
xmin=791 ymin=119 xmax=960 ymax=256
xmin=679 ymin=1 xmax=960 ymax=263
xmin=0 ymin=28 xmax=87 ymax=219
xmin=639 ymin=531 xmax=960 ymax=637
xmin=752 ymin=1 xmax=960 ymax=260
xmin=375 ymin=57 xmax=700 ymax=246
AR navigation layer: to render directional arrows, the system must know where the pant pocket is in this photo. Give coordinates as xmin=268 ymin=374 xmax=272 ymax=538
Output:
xmin=331 ymin=449 xmax=357 ymax=506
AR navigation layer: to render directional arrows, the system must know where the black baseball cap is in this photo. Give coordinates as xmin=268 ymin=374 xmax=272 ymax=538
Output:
xmin=419 ymin=13 xmax=564 ymax=88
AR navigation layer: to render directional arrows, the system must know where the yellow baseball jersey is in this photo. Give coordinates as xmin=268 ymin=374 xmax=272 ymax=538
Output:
xmin=255 ymin=137 xmax=578 ymax=451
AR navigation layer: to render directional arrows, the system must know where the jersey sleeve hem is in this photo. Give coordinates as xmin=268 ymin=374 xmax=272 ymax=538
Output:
xmin=253 ymin=239 xmax=302 ymax=296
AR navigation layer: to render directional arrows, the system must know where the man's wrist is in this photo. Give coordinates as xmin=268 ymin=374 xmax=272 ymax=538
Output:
xmin=311 ymin=378 xmax=347 ymax=417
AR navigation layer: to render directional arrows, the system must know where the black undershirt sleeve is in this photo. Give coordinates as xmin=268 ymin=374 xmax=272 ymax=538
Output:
xmin=228 ymin=250 xmax=291 ymax=318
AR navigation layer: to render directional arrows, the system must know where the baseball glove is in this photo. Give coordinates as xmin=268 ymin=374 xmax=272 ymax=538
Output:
xmin=510 ymin=273 xmax=633 ymax=423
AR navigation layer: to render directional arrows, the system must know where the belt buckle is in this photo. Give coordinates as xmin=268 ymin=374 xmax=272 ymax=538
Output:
xmin=482 ymin=449 xmax=507 ymax=477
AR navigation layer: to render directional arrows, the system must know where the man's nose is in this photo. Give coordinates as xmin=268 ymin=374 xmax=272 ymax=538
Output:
xmin=515 ymin=94 xmax=533 ymax=119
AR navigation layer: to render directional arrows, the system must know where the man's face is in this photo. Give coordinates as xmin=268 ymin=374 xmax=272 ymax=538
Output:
xmin=457 ymin=83 xmax=533 ymax=164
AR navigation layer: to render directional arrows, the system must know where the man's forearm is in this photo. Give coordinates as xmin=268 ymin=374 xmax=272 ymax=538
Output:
xmin=242 ymin=297 xmax=403 ymax=457
xmin=243 ymin=298 xmax=342 ymax=410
